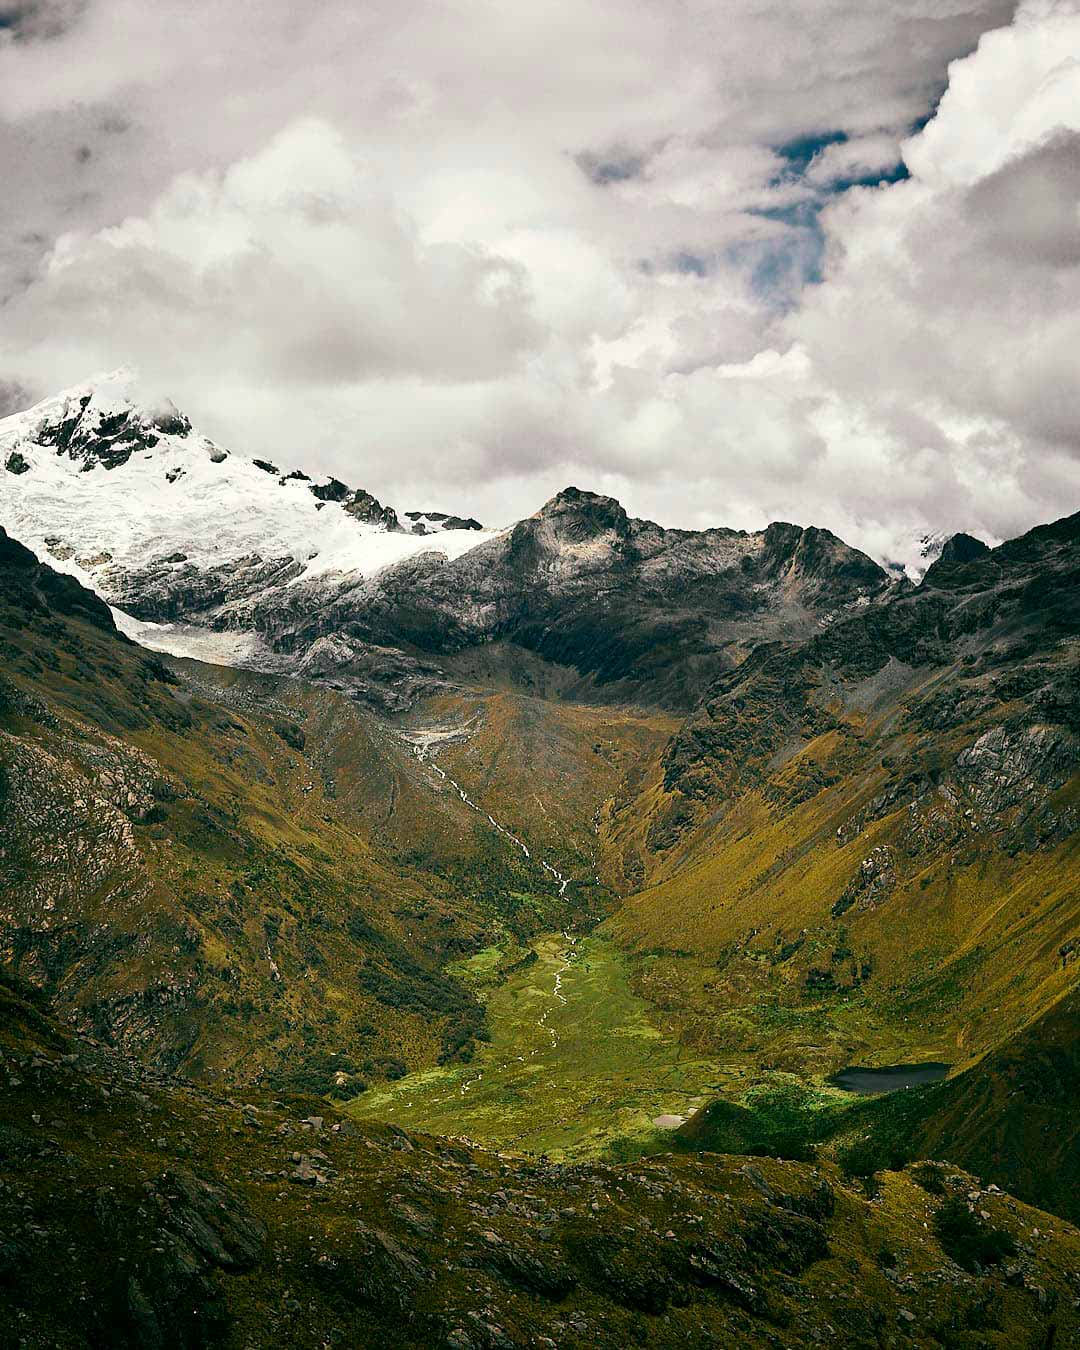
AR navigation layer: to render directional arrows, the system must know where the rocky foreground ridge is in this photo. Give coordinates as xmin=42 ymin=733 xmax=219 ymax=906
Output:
xmin=3 ymin=972 xmax=1079 ymax=1349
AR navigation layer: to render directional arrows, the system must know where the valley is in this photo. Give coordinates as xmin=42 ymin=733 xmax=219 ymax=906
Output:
xmin=351 ymin=929 xmax=724 ymax=1160
xmin=0 ymin=381 xmax=1078 ymax=1345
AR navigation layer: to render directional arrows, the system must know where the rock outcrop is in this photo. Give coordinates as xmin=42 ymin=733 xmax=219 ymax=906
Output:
xmin=256 ymin=486 xmax=891 ymax=710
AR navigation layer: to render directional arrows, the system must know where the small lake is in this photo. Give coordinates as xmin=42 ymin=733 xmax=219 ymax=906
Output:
xmin=830 ymin=1062 xmax=950 ymax=1095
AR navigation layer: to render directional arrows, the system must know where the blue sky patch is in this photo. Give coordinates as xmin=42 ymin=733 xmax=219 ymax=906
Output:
xmin=771 ymin=130 xmax=848 ymax=178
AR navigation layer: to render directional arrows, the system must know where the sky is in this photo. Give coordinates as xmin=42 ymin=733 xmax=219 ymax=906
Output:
xmin=1 ymin=0 xmax=1078 ymax=567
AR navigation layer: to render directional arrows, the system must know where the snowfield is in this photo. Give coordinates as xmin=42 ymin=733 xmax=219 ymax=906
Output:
xmin=0 ymin=372 xmax=498 ymax=603
xmin=110 ymin=610 xmax=278 ymax=668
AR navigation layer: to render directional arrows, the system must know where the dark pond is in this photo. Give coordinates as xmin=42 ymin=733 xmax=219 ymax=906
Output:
xmin=830 ymin=1062 xmax=950 ymax=1095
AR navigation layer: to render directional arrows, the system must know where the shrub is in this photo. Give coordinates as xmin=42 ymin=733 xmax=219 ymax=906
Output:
xmin=933 ymin=1196 xmax=1016 ymax=1273
xmin=911 ymin=1161 xmax=947 ymax=1195
xmin=273 ymin=720 xmax=306 ymax=750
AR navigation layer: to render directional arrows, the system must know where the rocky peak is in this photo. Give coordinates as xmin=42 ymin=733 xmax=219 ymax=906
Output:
xmin=307 ymin=478 xmax=401 ymax=531
xmin=534 ymin=486 xmax=632 ymax=543
xmin=31 ymin=384 xmax=193 ymax=472
xmin=921 ymin=532 xmax=992 ymax=587
xmin=309 ymin=477 xmax=352 ymax=503
xmin=759 ymin=521 xmax=886 ymax=591
xmin=938 ymin=532 xmax=990 ymax=566
xmin=343 ymin=488 xmax=402 ymax=532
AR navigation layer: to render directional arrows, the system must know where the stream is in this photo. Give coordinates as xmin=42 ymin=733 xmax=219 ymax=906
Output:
xmin=405 ymin=728 xmax=571 ymax=895
xmin=354 ymin=728 xmax=715 ymax=1155
xmin=404 ymin=726 xmax=578 ymax=1094
xmin=349 ymin=928 xmax=719 ymax=1159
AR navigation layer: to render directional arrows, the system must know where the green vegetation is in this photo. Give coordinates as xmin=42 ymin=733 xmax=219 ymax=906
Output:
xmin=350 ymin=933 xmax=727 ymax=1160
xmin=5 ymin=971 xmax=1079 ymax=1350
xmin=934 ymin=1197 xmax=1018 ymax=1274
xmin=674 ymin=1077 xmax=844 ymax=1162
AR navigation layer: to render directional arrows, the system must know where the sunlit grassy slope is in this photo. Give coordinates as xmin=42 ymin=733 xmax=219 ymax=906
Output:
xmin=588 ymin=514 xmax=1080 ymax=1221
xmin=606 ymin=763 xmax=1079 ymax=1077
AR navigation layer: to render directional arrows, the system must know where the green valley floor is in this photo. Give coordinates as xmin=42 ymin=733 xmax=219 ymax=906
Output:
xmin=350 ymin=931 xmax=832 ymax=1159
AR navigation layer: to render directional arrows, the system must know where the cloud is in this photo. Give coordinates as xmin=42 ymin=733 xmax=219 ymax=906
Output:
xmin=2 ymin=0 xmax=1076 ymax=569
xmin=9 ymin=119 xmax=542 ymax=386
xmin=805 ymin=134 xmax=906 ymax=188
xmin=965 ymin=130 xmax=1080 ymax=268
xmin=0 ymin=1 xmax=85 ymax=44
xmin=784 ymin=0 xmax=1080 ymax=554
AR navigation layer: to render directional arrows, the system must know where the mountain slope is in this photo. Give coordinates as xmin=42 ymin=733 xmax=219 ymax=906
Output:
xmin=0 ymin=523 xmax=473 ymax=1085
xmin=1 ymin=378 xmax=891 ymax=710
xmin=0 ymin=521 xmax=685 ymax=1093
xmin=4 ymin=971 xmax=1079 ymax=1350
xmin=0 ymin=528 xmax=569 ymax=1084
xmin=601 ymin=512 xmax=1078 ymax=1184
xmin=824 ymin=985 xmax=1080 ymax=1225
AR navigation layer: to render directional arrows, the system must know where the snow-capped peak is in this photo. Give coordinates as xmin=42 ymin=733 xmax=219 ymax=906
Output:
xmin=0 ymin=369 xmax=198 ymax=473
xmin=0 ymin=373 xmax=496 ymax=618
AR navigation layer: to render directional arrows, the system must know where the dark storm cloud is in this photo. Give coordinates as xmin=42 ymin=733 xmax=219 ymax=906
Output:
xmin=575 ymin=149 xmax=648 ymax=186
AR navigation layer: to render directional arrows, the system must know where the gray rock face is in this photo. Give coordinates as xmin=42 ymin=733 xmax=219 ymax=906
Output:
xmin=657 ymin=507 xmax=1080 ymax=850
xmin=955 ymin=723 xmax=1077 ymax=813
xmin=831 ymin=845 xmax=897 ymax=918
xmin=75 ymin=479 xmax=889 ymax=712
xmin=294 ymin=633 xmax=451 ymax=710
xmin=405 ymin=510 xmax=484 ymax=533
xmin=103 ymin=552 xmax=304 ymax=624
xmin=310 ymin=478 xmax=402 ymax=530
xmin=83 ymin=1164 xmax=265 ymax=1348
xmin=250 ymin=487 xmax=890 ymax=710
xmin=153 ymin=1166 xmax=267 ymax=1271
xmin=342 ymin=487 xmax=402 ymax=531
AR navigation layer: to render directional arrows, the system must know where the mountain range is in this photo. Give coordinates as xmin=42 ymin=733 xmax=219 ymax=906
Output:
xmin=1 ymin=376 xmax=1078 ymax=1348
xmin=2 ymin=373 xmax=897 ymax=710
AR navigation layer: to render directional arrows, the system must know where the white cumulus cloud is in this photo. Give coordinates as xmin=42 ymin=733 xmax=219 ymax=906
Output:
xmin=1 ymin=0 xmax=1076 ymax=568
